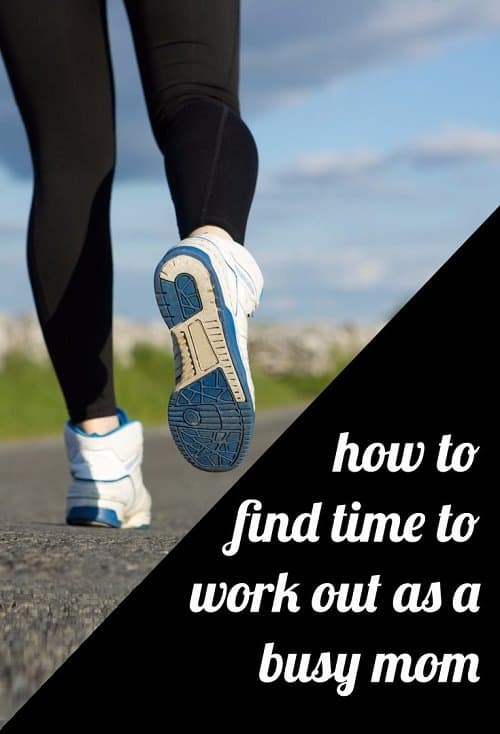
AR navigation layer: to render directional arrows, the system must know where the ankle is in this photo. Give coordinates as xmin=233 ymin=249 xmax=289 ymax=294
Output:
xmin=76 ymin=414 xmax=120 ymax=436
xmin=189 ymin=225 xmax=233 ymax=241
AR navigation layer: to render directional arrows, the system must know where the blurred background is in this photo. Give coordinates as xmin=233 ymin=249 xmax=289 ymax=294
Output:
xmin=1 ymin=0 xmax=499 ymax=436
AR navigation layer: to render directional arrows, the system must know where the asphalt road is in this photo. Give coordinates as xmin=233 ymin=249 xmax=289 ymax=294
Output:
xmin=0 ymin=406 xmax=302 ymax=724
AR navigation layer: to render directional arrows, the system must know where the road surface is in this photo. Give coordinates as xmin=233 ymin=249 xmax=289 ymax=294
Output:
xmin=0 ymin=406 xmax=302 ymax=724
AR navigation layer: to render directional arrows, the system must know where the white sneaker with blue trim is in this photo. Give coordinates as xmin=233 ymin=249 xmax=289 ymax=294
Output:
xmin=154 ymin=233 xmax=264 ymax=472
xmin=65 ymin=408 xmax=152 ymax=528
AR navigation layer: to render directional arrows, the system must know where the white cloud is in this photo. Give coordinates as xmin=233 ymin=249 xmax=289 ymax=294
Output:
xmin=276 ymin=127 xmax=500 ymax=187
xmin=359 ymin=0 xmax=500 ymax=37
xmin=399 ymin=128 xmax=500 ymax=164
xmin=294 ymin=150 xmax=384 ymax=177
xmin=242 ymin=0 xmax=500 ymax=109
xmin=2 ymin=1 xmax=500 ymax=178
xmin=259 ymin=249 xmax=387 ymax=291
xmin=335 ymin=253 xmax=387 ymax=288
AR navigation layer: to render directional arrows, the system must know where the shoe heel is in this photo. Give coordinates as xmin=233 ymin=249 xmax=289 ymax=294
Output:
xmin=66 ymin=505 xmax=122 ymax=528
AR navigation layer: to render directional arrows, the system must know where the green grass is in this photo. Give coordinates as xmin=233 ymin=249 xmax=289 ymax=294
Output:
xmin=0 ymin=344 xmax=355 ymax=439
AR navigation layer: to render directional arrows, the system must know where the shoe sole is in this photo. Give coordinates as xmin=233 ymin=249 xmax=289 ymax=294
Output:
xmin=154 ymin=246 xmax=255 ymax=471
xmin=66 ymin=506 xmax=122 ymax=528
xmin=66 ymin=499 xmax=151 ymax=529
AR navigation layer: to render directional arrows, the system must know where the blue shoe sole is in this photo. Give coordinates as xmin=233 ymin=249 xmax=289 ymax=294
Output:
xmin=154 ymin=246 xmax=255 ymax=472
xmin=66 ymin=506 xmax=121 ymax=528
xmin=66 ymin=506 xmax=150 ymax=529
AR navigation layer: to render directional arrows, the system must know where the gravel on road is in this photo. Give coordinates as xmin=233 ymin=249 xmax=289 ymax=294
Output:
xmin=0 ymin=407 xmax=302 ymax=723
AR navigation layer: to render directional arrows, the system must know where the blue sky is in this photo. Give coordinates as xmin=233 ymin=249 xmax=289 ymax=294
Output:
xmin=1 ymin=0 xmax=499 ymax=323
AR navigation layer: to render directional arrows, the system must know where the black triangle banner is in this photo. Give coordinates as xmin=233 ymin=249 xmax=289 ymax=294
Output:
xmin=3 ymin=209 xmax=494 ymax=729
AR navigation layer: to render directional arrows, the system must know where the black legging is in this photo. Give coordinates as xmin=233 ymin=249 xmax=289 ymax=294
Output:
xmin=0 ymin=0 xmax=258 ymax=423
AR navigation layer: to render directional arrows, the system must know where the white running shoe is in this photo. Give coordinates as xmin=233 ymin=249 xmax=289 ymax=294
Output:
xmin=65 ymin=408 xmax=152 ymax=528
xmin=154 ymin=233 xmax=264 ymax=472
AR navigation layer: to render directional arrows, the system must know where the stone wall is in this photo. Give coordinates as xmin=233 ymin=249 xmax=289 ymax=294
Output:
xmin=0 ymin=312 xmax=381 ymax=376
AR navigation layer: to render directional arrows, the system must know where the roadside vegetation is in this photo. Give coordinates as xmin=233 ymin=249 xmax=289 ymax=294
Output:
xmin=0 ymin=344 xmax=355 ymax=439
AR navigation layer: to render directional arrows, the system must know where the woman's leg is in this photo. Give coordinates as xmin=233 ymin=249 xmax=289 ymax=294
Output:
xmin=0 ymin=0 xmax=118 ymax=432
xmin=124 ymin=0 xmax=258 ymax=244
xmin=124 ymin=0 xmax=263 ymax=471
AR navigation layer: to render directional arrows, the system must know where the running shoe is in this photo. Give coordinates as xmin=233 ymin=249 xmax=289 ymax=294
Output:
xmin=65 ymin=408 xmax=152 ymax=528
xmin=154 ymin=233 xmax=263 ymax=471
